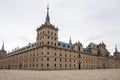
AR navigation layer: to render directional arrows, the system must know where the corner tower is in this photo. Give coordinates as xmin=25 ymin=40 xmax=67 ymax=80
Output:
xmin=36 ymin=6 xmax=59 ymax=47
xmin=114 ymin=45 xmax=120 ymax=60
xmin=0 ymin=41 xmax=6 ymax=56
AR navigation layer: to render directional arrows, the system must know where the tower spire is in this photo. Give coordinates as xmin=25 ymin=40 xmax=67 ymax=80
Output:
xmin=69 ymin=37 xmax=72 ymax=44
xmin=1 ymin=41 xmax=4 ymax=50
xmin=115 ymin=44 xmax=118 ymax=52
xmin=45 ymin=4 xmax=50 ymax=25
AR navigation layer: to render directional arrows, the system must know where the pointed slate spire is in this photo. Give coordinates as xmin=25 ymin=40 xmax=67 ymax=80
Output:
xmin=45 ymin=4 xmax=50 ymax=25
xmin=115 ymin=44 xmax=118 ymax=52
xmin=1 ymin=41 xmax=4 ymax=50
xmin=69 ymin=37 xmax=72 ymax=44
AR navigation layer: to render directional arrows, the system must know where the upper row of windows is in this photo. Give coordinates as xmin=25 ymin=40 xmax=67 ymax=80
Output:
xmin=38 ymin=31 xmax=57 ymax=36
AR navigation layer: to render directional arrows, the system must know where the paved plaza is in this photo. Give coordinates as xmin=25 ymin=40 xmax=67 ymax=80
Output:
xmin=0 ymin=69 xmax=120 ymax=80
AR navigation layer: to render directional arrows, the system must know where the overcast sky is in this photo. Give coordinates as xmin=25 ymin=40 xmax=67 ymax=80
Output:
xmin=0 ymin=0 xmax=120 ymax=55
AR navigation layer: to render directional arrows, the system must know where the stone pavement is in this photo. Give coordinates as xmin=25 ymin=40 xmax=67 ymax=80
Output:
xmin=0 ymin=69 xmax=120 ymax=80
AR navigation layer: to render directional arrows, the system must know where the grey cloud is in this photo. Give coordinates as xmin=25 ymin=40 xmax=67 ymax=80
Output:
xmin=86 ymin=35 xmax=104 ymax=41
xmin=17 ymin=37 xmax=31 ymax=42
xmin=0 ymin=0 xmax=120 ymax=54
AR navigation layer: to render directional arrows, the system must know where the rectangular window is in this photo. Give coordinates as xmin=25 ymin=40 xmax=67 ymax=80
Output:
xmin=60 ymin=59 xmax=62 ymax=62
xmin=54 ymin=58 xmax=56 ymax=61
xmin=47 ymin=58 xmax=49 ymax=61
xmin=41 ymin=64 xmax=43 ymax=67
xmin=36 ymin=64 xmax=38 ymax=67
xmin=47 ymin=63 xmax=49 ymax=67
xmin=54 ymin=64 xmax=56 ymax=67
xmin=47 ymin=52 xmax=49 ymax=55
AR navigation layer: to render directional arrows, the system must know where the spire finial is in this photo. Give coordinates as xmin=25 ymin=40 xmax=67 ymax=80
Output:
xmin=1 ymin=41 xmax=4 ymax=50
xmin=69 ymin=37 xmax=72 ymax=44
xmin=45 ymin=4 xmax=50 ymax=25
xmin=47 ymin=4 xmax=49 ymax=10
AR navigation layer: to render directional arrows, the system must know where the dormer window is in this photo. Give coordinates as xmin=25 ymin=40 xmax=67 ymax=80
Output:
xmin=32 ymin=45 xmax=34 ymax=47
xmin=63 ymin=44 xmax=65 ymax=47
xmin=67 ymin=45 xmax=70 ymax=48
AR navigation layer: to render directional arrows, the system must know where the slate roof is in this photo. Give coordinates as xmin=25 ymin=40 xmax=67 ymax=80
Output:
xmin=58 ymin=41 xmax=74 ymax=50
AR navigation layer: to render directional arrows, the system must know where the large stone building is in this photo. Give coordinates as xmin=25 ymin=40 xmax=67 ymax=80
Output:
xmin=0 ymin=6 xmax=120 ymax=70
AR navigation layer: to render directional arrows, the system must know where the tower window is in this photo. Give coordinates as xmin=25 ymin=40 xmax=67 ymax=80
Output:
xmin=48 ymin=31 xmax=49 ymax=34
xmin=55 ymin=38 xmax=56 ymax=41
xmin=41 ymin=64 xmax=43 ymax=67
xmin=36 ymin=59 xmax=38 ymax=61
xmin=74 ymin=60 xmax=75 ymax=62
xmin=65 ymin=59 xmax=67 ymax=62
xmin=78 ymin=54 xmax=81 ymax=58
xmin=60 ymin=59 xmax=62 ymax=62
xmin=41 ymin=52 xmax=43 ymax=55
xmin=38 ymin=33 xmax=39 ymax=36
xmin=51 ymin=32 xmax=53 ymax=35
xmin=47 ymin=58 xmax=49 ymax=61
xmin=36 ymin=64 xmax=38 ymax=67
xmin=65 ymin=54 xmax=67 ymax=57
xmin=54 ymin=58 xmax=56 ymax=61
xmin=54 ymin=53 xmax=56 ymax=56
xmin=41 ymin=58 xmax=43 ymax=61
xmin=54 ymin=43 xmax=56 ymax=46
xmin=47 ymin=41 xmax=49 ymax=44
xmin=60 ymin=64 xmax=62 ymax=67
xmin=60 ymin=53 xmax=62 ymax=56
xmin=42 ymin=41 xmax=44 ymax=44
xmin=48 ymin=36 xmax=49 ymax=39
xmin=54 ymin=64 xmax=56 ymax=67
xmin=65 ymin=64 xmax=67 ymax=67
xmin=47 ymin=52 xmax=49 ymax=55
xmin=54 ymin=33 xmax=56 ymax=36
